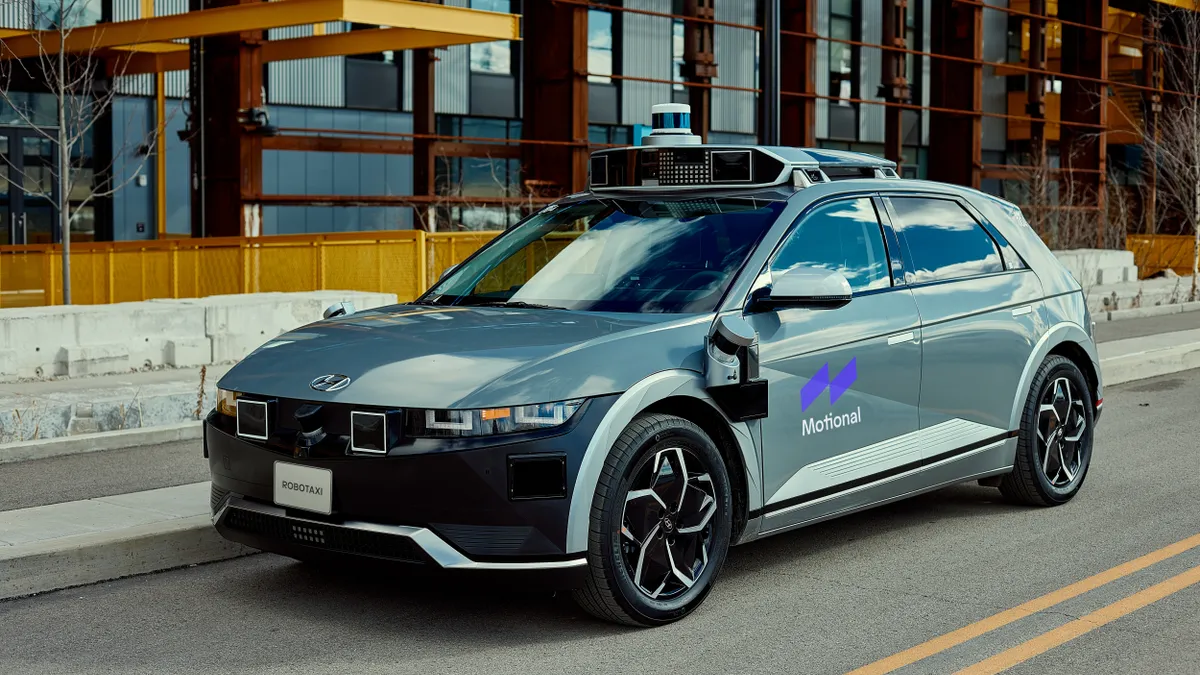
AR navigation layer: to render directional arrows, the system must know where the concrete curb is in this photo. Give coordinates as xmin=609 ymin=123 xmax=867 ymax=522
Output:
xmin=1100 ymin=342 xmax=1200 ymax=386
xmin=0 ymin=422 xmax=203 ymax=465
xmin=0 ymin=515 xmax=254 ymax=601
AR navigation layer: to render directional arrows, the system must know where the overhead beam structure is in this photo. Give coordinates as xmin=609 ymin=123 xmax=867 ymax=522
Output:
xmin=0 ymin=0 xmax=519 ymax=60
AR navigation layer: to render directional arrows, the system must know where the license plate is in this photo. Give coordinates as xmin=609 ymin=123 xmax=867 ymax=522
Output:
xmin=274 ymin=461 xmax=333 ymax=515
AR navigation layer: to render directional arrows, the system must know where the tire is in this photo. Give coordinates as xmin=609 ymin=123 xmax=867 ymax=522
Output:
xmin=1000 ymin=355 xmax=1095 ymax=506
xmin=572 ymin=413 xmax=733 ymax=627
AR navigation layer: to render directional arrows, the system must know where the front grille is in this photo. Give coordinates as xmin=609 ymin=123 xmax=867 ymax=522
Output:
xmin=211 ymin=485 xmax=231 ymax=514
xmin=223 ymin=507 xmax=425 ymax=564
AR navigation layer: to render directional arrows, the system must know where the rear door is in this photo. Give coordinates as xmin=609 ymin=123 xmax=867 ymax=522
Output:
xmin=745 ymin=196 xmax=923 ymax=527
xmin=883 ymin=194 xmax=1043 ymax=455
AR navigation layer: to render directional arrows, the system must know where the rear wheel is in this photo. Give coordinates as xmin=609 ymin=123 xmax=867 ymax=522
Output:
xmin=573 ymin=413 xmax=732 ymax=626
xmin=1000 ymin=355 xmax=1094 ymax=506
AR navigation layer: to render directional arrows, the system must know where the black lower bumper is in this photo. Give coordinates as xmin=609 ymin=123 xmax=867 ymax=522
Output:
xmin=205 ymin=396 xmax=614 ymax=582
xmin=212 ymin=491 xmax=589 ymax=588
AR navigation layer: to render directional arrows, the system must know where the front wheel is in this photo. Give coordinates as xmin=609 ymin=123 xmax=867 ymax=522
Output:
xmin=573 ymin=413 xmax=733 ymax=626
xmin=1000 ymin=355 xmax=1095 ymax=506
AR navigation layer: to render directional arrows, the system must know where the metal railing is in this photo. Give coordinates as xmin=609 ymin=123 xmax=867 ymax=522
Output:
xmin=0 ymin=231 xmax=500 ymax=309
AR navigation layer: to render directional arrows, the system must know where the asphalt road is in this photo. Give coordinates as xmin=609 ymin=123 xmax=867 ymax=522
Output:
xmin=1 ymin=369 xmax=1198 ymax=674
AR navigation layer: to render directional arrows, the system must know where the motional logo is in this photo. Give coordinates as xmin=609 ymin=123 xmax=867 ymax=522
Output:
xmin=800 ymin=358 xmax=857 ymax=412
xmin=310 ymin=374 xmax=352 ymax=392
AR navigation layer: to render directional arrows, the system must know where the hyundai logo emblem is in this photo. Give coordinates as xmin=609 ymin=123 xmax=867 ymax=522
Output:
xmin=310 ymin=374 xmax=352 ymax=392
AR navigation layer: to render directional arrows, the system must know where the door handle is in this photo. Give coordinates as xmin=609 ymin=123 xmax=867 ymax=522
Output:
xmin=887 ymin=331 xmax=915 ymax=345
xmin=1012 ymin=305 xmax=1033 ymax=317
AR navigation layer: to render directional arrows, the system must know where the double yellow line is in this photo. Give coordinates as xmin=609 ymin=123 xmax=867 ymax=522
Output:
xmin=847 ymin=532 xmax=1200 ymax=675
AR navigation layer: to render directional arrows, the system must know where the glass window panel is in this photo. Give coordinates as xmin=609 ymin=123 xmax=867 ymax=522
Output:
xmin=469 ymin=0 xmax=511 ymax=74
xmin=832 ymin=0 xmax=854 ymax=17
xmin=672 ymin=19 xmax=685 ymax=91
xmin=771 ymin=198 xmax=891 ymax=293
xmin=888 ymin=197 xmax=1005 ymax=283
xmin=588 ymin=10 xmax=614 ymax=84
xmin=33 ymin=0 xmax=100 ymax=29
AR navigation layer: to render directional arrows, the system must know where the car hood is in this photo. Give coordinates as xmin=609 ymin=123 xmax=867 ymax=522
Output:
xmin=218 ymin=304 xmax=711 ymax=409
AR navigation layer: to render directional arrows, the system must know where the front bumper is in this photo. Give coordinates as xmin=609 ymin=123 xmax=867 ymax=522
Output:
xmin=212 ymin=492 xmax=588 ymax=584
xmin=205 ymin=395 xmax=617 ymax=581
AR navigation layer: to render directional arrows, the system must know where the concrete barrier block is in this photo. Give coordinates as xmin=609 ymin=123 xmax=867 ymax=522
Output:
xmin=0 ymin=349 xmax=14 ymax=376
xmin=1094 ymin=266 xmax=1138 ymax=286
xmin=65 ymin=344 xmax=130 ymax=378
xmin=166 ymin=337 xmax=212 ymax=368
xmin=0 ymin=308 xmax=75 ymax=378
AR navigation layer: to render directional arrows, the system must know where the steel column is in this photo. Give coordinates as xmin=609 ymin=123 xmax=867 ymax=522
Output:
xmin=760 ymin=0 xmax=781 ymax=145
xmin=1026 ymin=0 xmax=1047 ymax=164
xmin=779 ymin=0 xmax=816 ymax=147
xmin=879 ymin=0 xmax=910 ymax=166
xmin=683 ymin=0 xmax=718 ymax=142
xmin=412 ymin=47 xmax=436 ymax=228
xmin=928 ymin=0 xmax=981 ymax=188
xmin=189 ymin=0 xmax=265 ymax=237
xmin=1060 ymin=0 xmax=1108 ymax=245
xmin=521 ymin=0 xmax=589 ymax=195
xmin=1143 ymin=10 xmax=1162 ymax=233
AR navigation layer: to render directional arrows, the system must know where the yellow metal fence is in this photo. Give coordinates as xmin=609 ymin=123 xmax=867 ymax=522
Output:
xmin=1127 ymin=234 xmax=1197 ymax=279
xmin=0 ymin=230 xmax=500 ymax=309
xmin=2 ymin=231 xmax=1196 ymax=310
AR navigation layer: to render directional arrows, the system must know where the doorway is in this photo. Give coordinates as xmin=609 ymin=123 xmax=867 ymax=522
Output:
xmin=0 ymin=128 xmax=60 ymax=245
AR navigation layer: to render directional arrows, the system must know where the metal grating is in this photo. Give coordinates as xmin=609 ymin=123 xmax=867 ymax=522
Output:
xmin=224 ymin=507 xmax=426 ymax=563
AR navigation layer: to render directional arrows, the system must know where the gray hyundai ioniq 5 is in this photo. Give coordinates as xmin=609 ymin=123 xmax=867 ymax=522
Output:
xmin=206 ymin=103 xmax=1102 ymax=626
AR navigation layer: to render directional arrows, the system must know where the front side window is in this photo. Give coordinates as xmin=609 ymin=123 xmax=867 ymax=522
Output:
xmin=887 ymin=197 xmax=1004 ymax=283
xmin=423 ymin=197 xmax=786 ymax=313
xmin=770 ymin=197 xmax=891 ymax=293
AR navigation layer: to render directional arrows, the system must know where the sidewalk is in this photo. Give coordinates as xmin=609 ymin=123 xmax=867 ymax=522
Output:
xmin=0 ymin=482 xmax=250 ymax=600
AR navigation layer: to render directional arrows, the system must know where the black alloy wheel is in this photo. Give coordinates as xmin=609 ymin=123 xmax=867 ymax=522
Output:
xmin=574 ymin=413 xmax=733 ymax=626
xmin=1000 ymin=355 xmax=1095 ymax=506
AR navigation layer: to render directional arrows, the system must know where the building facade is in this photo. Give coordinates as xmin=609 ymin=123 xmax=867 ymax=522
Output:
xmin=0 ymin=0 xmax=1182 ymax=244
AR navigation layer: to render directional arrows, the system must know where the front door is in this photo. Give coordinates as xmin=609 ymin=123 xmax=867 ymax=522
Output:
xmin=745 ymin=196 xmax=923 ymax=529
xmin=0 ymin=129 xmax=60 ymax=245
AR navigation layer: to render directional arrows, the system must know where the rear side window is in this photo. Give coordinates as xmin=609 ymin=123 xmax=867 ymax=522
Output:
xmin=887 ymin=197 xmax=1004 ymax=283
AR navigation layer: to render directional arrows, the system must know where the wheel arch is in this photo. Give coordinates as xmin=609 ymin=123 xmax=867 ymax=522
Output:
xmin=642 ymin=396 xmax=750 ymax=544
xmin=566 ymin=369 xmax=763 ymax=554
xmin=1008 ymin=322 xmax=1102 ymax=433
xmin=1048 ymin=340 xmax=1100 ymax=410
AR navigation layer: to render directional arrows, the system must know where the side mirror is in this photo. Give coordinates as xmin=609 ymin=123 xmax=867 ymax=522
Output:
xmin=439 ymin=264 xmax=458 ymax=281
xmin=748 ymin=267 xmax=852 ymax=312
xmin=323 ymin=301 xmax=356 ymax=320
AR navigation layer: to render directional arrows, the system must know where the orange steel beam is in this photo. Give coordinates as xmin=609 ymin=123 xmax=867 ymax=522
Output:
xmin=0 ymin=0 xmax=519 ymax=60
xmin=121 ymin=26 xmax=517 ymax=75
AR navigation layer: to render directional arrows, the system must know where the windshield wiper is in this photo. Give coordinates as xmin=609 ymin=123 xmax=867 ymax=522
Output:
xmin=476 ymin=300 xmax=566 ymax=310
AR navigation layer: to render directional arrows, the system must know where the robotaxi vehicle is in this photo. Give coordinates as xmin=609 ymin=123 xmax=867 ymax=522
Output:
xmin=207 ymin=103 xmax=1102 ymax=626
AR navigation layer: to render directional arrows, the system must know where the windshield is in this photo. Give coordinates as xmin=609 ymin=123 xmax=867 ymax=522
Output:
xmin=420 ymin=197 xmax=786 ymax=313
